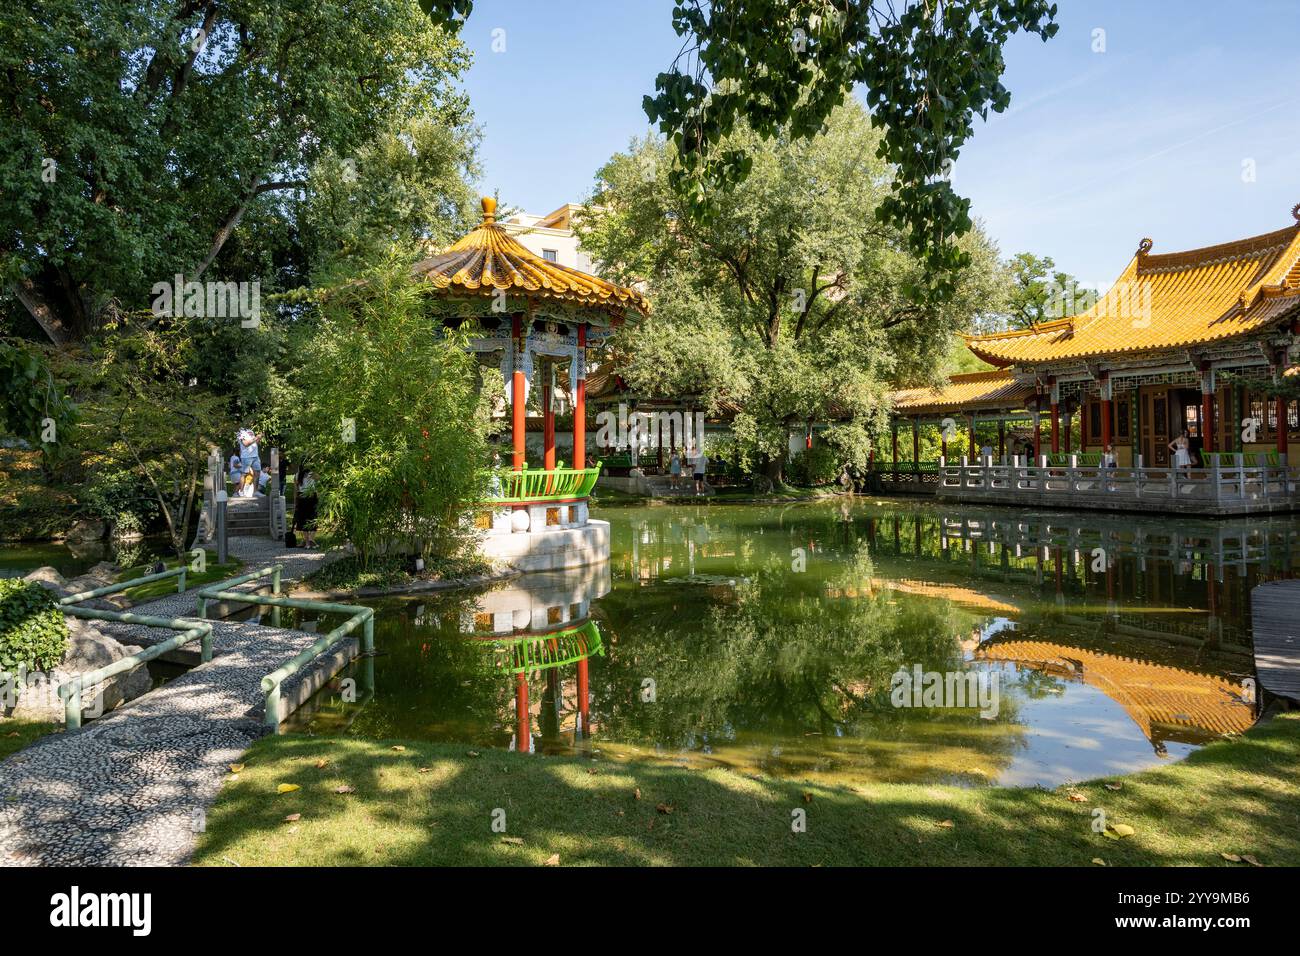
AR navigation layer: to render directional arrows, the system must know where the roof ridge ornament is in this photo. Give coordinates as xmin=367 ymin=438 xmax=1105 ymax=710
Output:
xmin=1292 ymin=202 xmax=1300 ymax=222
xmin=1136 ymin=237 xmax=1153 ymax=256
xmin=481 ymin=195 xmax=497 ymax=225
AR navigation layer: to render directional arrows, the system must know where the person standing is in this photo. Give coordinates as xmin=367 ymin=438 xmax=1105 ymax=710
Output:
xmin=295 ymin=470 xmax=319 ymax=547
xmin=669 ymin=447 xmax=682 ymax=490
xmin=692 ymin=447 xmax=709 ymax=494
xmin=236 ymin=426 xmax=263 ymax=490
xmin=1169 ymin=431 xmax=1192 ymax=477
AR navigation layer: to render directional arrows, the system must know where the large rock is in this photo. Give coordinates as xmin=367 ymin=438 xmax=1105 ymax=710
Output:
xmin=5 ymin=575 xmax=154 ymax=721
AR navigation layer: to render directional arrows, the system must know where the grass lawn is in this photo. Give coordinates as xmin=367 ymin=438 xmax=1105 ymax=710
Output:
xmin=299 ymin=553 xmax=493 ymax=594
xmin=0 ymin=718 xmax=62 ymax=761
xmin=193 ymin=712 xmax=1300 ymax=867
xmin=114 ymin=550 xmax=242 ymax=602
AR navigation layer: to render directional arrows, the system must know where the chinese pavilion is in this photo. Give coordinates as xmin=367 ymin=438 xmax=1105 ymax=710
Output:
xmin=414 ymin=197 xmax=649 ymax=569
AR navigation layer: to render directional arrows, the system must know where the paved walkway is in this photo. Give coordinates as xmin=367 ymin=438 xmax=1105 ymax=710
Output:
xmin=0 ymin=539 xmax=347 ymax=866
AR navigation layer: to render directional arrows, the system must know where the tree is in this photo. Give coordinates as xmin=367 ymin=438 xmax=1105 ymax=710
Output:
xmin=994 ymin=252 xmax=1097 ymax=332
xmin=2 ymin=0 xmax=474 ymax=344
xmin=288 ymin=253 xmax=497 ymax=563
xmin=643 ymin=0 xmax=1058 ymax=299
xmin=579 ymin=102 xmax=1007 ymax=480
xmin=75 ymin=324 xmax=230 ymax=557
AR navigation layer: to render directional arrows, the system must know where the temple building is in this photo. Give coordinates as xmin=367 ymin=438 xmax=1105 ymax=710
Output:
xmin=884 ymin=206 xmax=1300 ymax=513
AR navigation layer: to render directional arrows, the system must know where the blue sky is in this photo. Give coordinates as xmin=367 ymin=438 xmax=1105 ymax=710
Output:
xmin=458 ymin=1 xmax=1300 ymax=287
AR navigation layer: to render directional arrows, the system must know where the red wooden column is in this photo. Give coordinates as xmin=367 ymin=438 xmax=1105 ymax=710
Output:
xmin=1200 ymin=364 xmax=1216 ymax=453
xmin=1099 ymin=374 xmax=1113 ymax=450
xmin=541 ymin=360 xmax=556 ymax=470
xmin=969 ymin=415 xmax=977 ymax=457
xmin=1276 ymin=352 xmax=1290 ymax=460
xmin=1049 ymin=378 xmax=1060 ymax=454
xmin=511 ymin=316 xmax=527 ymax=470
xmin=515 ymin=672 xmax=530 ymax=752
xmin=573 ymin=324 xmax=587 ymax=468
xmin=576 ymin=655 xmax=590 ymax=738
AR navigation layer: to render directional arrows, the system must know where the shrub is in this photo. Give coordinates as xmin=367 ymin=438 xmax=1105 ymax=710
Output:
xmin=787 ymin=443 xmax=842 ymax=486
xmin=0 ymin=579 xmax=68 ymax=672
xmin=81 ymin=469 xmax=156 ymax=533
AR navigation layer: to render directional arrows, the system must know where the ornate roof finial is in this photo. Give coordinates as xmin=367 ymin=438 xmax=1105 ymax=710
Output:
xmin=1292 ymin=202 xmax=1300 ymax=222
xmin=481 ymin=195 xmax=497 ymax=224
xmin=1136 ymin=237 xmax=1153 ymax=256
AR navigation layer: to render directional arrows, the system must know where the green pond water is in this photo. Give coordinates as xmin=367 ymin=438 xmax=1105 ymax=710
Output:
xmin=282 ymin=498 xmax=1291 ymax=789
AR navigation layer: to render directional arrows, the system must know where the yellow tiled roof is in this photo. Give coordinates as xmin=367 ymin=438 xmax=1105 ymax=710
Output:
xmin=975 ymin=639 xmax=1254 ymax=742
xmin=890 ymin=369 xmax=1033 ymax=414
xmin=412 ymin=197 xmax=649 ymax=318
xmin=967 ymin=211 xmax=1300 ymax=366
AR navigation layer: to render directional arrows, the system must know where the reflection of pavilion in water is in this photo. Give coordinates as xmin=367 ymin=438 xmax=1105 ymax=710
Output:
xmin=973 ymin=631 xmax=1256 ymax=755
xmin=459 ymin=565 xmax=611 ymax=752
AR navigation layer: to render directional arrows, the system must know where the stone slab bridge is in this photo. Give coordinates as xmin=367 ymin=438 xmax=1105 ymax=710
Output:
xmin=0 ymin=538 xmax=346 ymax=866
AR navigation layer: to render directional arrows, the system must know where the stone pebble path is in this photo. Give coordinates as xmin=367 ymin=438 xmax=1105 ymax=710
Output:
xmin=0 ymin=538 xmax=348 ymax=866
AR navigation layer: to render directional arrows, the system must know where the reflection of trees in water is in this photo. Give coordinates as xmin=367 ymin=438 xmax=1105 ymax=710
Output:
xmin=342 ymin=598 xmax=515 ymax=744
xmin=592 ymin=563 xmax=1021 ymax=760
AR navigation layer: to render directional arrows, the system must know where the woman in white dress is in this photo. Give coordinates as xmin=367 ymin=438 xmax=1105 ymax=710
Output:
xmin=1168 ymin=431 xmax=1192 ymax=475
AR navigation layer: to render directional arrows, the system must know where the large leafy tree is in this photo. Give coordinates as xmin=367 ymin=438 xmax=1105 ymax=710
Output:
xmin=2 ymin=0 xmax=474 ymax=344
xmin=993 ymin=252 xmax=1097 ymax=332
xmin=643 ymin=0 xmax=1058 ymax=298
xmin=579 ymin=102 xmax=1006 ymax=480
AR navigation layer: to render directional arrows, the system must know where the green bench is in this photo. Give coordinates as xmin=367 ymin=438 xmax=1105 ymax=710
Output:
xmin=1045 ymin=452 xmax=1102 ymax=467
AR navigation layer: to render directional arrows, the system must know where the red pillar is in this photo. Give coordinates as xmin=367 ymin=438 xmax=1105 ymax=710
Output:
xmin=1100 ymin=377 xmax=1112 ymax=450
xmin=1200 ymin=365 xmax=1215 ymax=453
xmin=511 ymin=316 xmax=526 ymax=470
xmin=576 ymin=655 xmax=590 ymax=738
xmin=1049 ymin=378 xmax=1060 ymax=454
xmin=969 ymin=415 xmax=977 ymax=457
xmin=515 ymin=671 xmax=530 ymax=752
xmin=573 ymin=325 xmax=587 ymax=468
xmin=1064 ymin=411 xmax=1072 ymax=452
xmin=542 ymin=361 xmax=556 ymax=470
xmin=998 ymin=419 xmax=1005 ymax=459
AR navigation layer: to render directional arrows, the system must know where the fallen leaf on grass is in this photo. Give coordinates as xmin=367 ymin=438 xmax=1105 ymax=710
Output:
xmin=500 ymin=836 xmax=524 ymax=846
xmin=467 ymin=751 xmax=480 ymax=758
xmin=229 ymin=764 xmax=245 ymax=774
xmin=1221 ymin=852 xmax=1242 ymax=862
xmin=391 ymin=745 xmax=406 ymax=752
xmin=1103 ymin=823 xmax=1135 ymax=839
xmin=1104 ymin=782 xmax=1122 ymax=791
xmin=633 ymin=788 xmax=641 ymax=801
xmin=333 ymin=785 xmax=356 ymax=794
xmin=1091 ymin=858 xmax=1107 ymax=866
xmin=935 ymin=820 xmax=954 ymax=829
xmin=417 ymin=767 xmax=432 ymax=774
xmin=587 ymin=768 xmax=599 ymax=775
xmin=802 ymin=792 xmax=813 ymax=804
xmin=276 ymin=783 xmax=299 ymax=794
xmin=314 ymin=759 xmax=330 ymax=769
xmin=543 ymin=853 xmax=560 ymax=866
xmin=656 ymin=803 xmax=674 ymax=815
xmin=1242 ymin=854 xmax=1263 ymax=867
xmin=4 ymin=732 xmax=19 ymax=738
xmin=1067 ymin=792 xmax=1086 ymax=803
xmin=283 ymin=813 xmax=301 ymax=823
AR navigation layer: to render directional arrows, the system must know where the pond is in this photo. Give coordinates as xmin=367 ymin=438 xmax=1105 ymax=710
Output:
xmin=290 ymin=500 xmax=1290 ymax=786
xmin=0 ymin=536 xmax=175 ymax=580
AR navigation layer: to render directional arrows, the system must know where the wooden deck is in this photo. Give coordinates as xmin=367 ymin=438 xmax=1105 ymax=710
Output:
xmin=1251 ymin=581 xmax=1300 ymax=702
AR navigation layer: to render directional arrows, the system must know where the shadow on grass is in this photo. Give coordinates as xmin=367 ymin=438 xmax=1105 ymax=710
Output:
xmin=193 ymin=713 xmax=1300 ymax=867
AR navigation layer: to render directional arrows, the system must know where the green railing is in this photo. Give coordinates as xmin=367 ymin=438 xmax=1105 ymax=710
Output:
xmin=885 ymin=460 xmax=940 ymax=474
xmin=196 ymin=565 xmax=374 ymax=731
xmin=1046 ymin=452 xmax=1103 ymax=467
xmin=485 ymin=464 xmax=602 ymax=505
xmin=486 ymin=619 xmax=604 ymax=674
xmin=55 ymin=566 xmax=213 ymax=730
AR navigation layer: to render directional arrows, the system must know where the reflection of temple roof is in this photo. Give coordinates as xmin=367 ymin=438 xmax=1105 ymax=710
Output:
xmin=974 ymin=638 xmax=1254 ymax=746
xmin=873 ymin=578 xmax=1021 ymax=614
